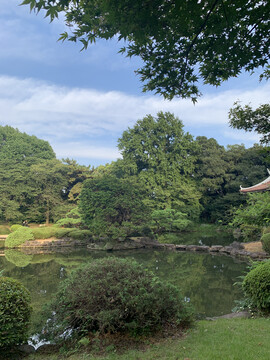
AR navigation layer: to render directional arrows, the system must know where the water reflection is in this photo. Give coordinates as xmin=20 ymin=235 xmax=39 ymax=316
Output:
xmin=0 ymin=248 xmax=248 ymax=336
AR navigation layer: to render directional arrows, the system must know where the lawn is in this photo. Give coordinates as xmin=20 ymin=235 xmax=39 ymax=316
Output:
xmin=27 ymin=318 xmax=270 ymax=360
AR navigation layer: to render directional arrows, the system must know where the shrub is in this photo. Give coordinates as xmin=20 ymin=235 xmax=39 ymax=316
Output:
xmin=10 ymin=224 xmax=23 ymax=232
xmin=48 ymin=258 xmax=193 ymax=338
xmin=263 ymin=227 xmax=270 ymax=235
xmin=5 ymin=228 xmax=34 ymax=248
xmin=67 ymin=229 xmax=92 ymax=240
xmin=0 ymin=277 xmax=32 ymax=348
xmin=56 ymin=207 xmax=82 ymax=228
xmin=242 ymin=261 xmax=270 ymax=313
xmin=261 ymin=233 xmax=270 ymax=254
xmin=31 ymin=227 xmax=56 ymax=239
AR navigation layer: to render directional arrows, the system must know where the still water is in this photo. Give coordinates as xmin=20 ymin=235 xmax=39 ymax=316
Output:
xmin=0 ymin=244 xmax=248 ymax=337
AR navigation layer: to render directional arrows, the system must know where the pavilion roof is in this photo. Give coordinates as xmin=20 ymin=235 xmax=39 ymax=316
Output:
xmin=240 ymin=169 xmax=270 ymax=193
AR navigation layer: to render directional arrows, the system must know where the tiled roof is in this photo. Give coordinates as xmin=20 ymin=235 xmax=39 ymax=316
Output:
xmin=240 ymin=170 xmax=270 ymax=193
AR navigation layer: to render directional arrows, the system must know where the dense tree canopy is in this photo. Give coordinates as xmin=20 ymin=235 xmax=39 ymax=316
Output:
xmin=118 ymin=112 xmax=201 ymax=219
xmin=23 ymin=0 xmax=270 ymax=101
xmin=79 ymin=174 xmax=151 ymax=238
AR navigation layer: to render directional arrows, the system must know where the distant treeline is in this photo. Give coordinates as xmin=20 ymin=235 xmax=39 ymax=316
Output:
xmin=0 ymin=112 xmax=269 ymax=235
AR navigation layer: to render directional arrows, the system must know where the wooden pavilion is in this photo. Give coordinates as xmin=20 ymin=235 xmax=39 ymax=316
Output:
xmin=240 ymin=169 xmax=270 ymax=193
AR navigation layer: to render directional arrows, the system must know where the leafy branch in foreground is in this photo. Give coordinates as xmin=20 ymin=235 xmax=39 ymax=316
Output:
xmin=21 ymin=0 xmax=270 ymax=101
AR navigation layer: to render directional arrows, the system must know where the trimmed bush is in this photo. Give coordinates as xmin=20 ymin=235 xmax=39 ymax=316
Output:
xmin=261 ymin=233 xmax=270 ymax=254
xmin=242 ymin=261 xmax=270 ymax=313
xmin=31 ymin=227 xmax=56 ymax=239
xmin=47 ymin=258 xmax=193 ymax=338
xmin=5 ymin=228 xmax=34 ymax=248
xmin=0 ymin=277 xmax=32 ymax=348
xmin=67 ymin=229 xmax=92 ymax=240
xmin=10 ymin=224 xmax=23 ymax=233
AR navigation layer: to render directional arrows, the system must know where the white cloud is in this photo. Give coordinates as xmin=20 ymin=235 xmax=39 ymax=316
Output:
xmin=53 ymin=142 xmax=121 ymax=161
xmin=0 ymin=75 xmax=268 ymax=164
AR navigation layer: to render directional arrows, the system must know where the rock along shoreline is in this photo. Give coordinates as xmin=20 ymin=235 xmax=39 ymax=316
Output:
xmin=0 ymin=236 xmax=268 ymax=261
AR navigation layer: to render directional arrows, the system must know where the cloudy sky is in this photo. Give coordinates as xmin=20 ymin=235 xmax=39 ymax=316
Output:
xmin=0 ymin=0 xmax=269 ymax=166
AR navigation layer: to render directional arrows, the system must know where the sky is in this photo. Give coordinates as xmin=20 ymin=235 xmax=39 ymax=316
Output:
xmin=0 ymin=0 xmax=269 ymax=167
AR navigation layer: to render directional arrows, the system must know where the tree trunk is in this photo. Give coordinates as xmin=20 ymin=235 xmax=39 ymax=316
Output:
xmin=46 ymin=199 xmax=50 ymax=226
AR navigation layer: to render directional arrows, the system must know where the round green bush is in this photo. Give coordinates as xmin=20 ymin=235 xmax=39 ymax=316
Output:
xmin=48 ymin=258 xmax=193 ymax=337
xmin=0 ymin=277 xmax=32 ymax=348
xmin=242 ymin=260 xmax=270 ymax=312
xmin=5 ymin=228 xmax=34 ymax=248
xmin=261 ymin=233 xmax=270 ymax=254
xmin=10 ymin=224 xmax=23 ymax=232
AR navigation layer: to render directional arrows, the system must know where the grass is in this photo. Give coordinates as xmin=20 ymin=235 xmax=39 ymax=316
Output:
xmin=26 ymin=318 xmax=270 ymax=360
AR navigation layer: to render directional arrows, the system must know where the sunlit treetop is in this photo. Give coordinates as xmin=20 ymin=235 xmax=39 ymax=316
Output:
xmin=22 ymin=0 xmax=270 ymax=101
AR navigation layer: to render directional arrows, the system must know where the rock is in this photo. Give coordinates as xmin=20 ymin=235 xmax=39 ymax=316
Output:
xmin=194 ymin=245 xmax=209 ymax=252
xmin=186 ymin=245 xmax=209 ymax=252
xmin=219 ymin=246 xmax=234 ymax=254
xmin=175 ymin=244 xmax=187 ymax=251
xmin=206 ymin=311 xmax=251 ymax=321
xmin=17 ymin=344 xmax=35 ymax=354
xmin=36 ymin=344 xmax=59 ymax=354
xmin=209 ymin=245 xmax=223 ymax=252
xmin=230 ymin=241 xmax=245 ymax=250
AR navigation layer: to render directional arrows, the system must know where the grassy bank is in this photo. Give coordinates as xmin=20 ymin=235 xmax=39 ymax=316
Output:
xmin=26 ymin=318 xmax=270 ymax=360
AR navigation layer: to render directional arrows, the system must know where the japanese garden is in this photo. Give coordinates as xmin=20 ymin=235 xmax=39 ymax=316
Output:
xmin=0 ymin=1 xmax=270 ymax=359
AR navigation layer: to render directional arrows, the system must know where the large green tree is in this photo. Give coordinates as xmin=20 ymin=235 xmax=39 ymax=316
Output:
xmin=23 ymin=0 xmax=270 ymax=101
xmin=79 ymin=174 xmax=151 ymax=238
xmin=193 ymin=136 xmax=270 ymax=223
xmin=118 ymin=112 xmax=201 ymax=219
xmin=0 ymin=126 xmax=56 ymax=222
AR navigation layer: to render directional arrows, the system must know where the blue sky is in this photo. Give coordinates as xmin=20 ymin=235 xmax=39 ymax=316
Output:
xmin=0 ymin=0 xmax=269 ymax=167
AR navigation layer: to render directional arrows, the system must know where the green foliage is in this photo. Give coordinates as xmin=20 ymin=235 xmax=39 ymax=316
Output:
xmin=118 ymin=112 xmax=201 ymax=220
xmin=242 ymin=261 xmax=270 ymax=313
xmin=229 ymin=102 xmax=270 ymax=144
xmin=151 ymin=209 xmax=191 ymax=235
xmin=56 ymin=207 xmax=82 ymax=228
xmin=0 ymin=226 xmax=10 ymax=235
xmin=30 ymin=226 xmax=91 ymax=241
xmin=5 ymin=227 xmax=34 ymax=248
xmin=67 ymin=229 xmax=92 ymax=240
xmin=5 ymin=250 xmax=33 ymax=267
xmin=47 ymin=258 xmax=193 ymax=338
xmin=231 ymin=192 xmax=270 ymax=241
xmin=0 ymin=277 xmax=32 ymax=348
xmin=23 ymin=1 xmax=270 ymax=101
xmin=10 ymin=224 xmax=23 ymax=232
xmin=195 ymin=141 xmax=270 ymax=224
xmin=80 ymin=174 xmax=151 ymax=239
xmin=261 ymin=233 xmax=270 ymax=254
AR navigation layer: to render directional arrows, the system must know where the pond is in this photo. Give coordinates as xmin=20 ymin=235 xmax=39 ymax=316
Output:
xmin=0 ymin=240 xmax=248 ymax=340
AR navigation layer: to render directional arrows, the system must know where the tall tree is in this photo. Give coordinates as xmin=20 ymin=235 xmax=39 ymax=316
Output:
xmin=0 ymin=126 xmax=56 ymax=222
xmin=23 ymin=0 xmax=270 ymax=101
xmin=27 ymin=159 xmax=70 ymax=224
xmin=80 ymin=174 xmax=150 ymax=238
xmin=118 ymin=112 xmax=201 ymax=219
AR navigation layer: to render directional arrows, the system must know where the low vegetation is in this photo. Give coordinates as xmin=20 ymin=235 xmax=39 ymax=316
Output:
xmin=261 ymin=233 xmax=270 ymax=254
xmin=45 ymin=258 xmax=193 ymax=339
xmin=25 ymin=318 xmax=270 ymax=360
xmin=242 ymin=260 xmax=270 ymax=313
xmin=5 ymin=227 xmax=34 ymax=248
xmin=0 ymin=277 xmax=32 ymax=349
